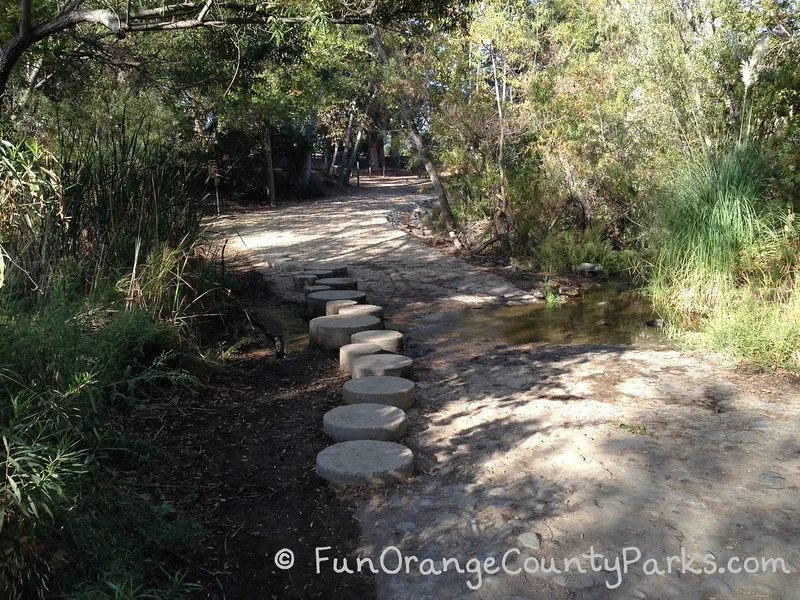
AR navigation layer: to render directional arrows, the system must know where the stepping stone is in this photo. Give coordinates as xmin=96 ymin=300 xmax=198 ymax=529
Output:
xmin=305 ymin=284 xmax=332 ymax=299
xmin=351 ymin=354 xmax=413 ymax=379
xmin=309 ymin=315 xmax=383 ymax=350
xmin=307 ymin=262 xmax=348 ymax=277
xmin=326 ymin=299 xmax=358 ymax=315
xmin=340 ymin=343 xmax=383 ymax=374
xmin=351 ymin=330 xmax=404 ymax=353
xmin=263 ymin=252 xmax=290 ymax=267
xmin=293 ymin=273 xmax=317 ymax=292
xmin=323 ymin=404 xmax=407 ymax=442
xmin=316 ymin=277 xmax=358 ymax=291
xmin=338 ymin=304 xmax=384 ymax=321
xmin=271 ymin=257 xmax=306 ymax=272
xmin=316 ymin=440 xmax=414 ymax=485
xmin=304 ymin=269 xmax=334 ymax=278
xmin=307 ymin=290 xmax=366 ymax=318
xmin=343 ymin=376 xmax=415 ymax=409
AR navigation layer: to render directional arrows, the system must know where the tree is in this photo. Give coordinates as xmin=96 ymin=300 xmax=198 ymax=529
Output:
xmin=0 ymin=0 xmax=463 ymax=104
xmin=371 ymin=25 xmax=457 ymax=231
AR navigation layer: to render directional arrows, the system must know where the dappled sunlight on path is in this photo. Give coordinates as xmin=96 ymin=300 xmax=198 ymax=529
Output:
xmin=222 ymin=178 xmax=800 ymax=600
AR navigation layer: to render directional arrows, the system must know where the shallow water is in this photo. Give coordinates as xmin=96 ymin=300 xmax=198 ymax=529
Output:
xmin=253 ymin=307 xmax=310 ymax=353
xmin=417 ymin=288 xmax=664 ymax=346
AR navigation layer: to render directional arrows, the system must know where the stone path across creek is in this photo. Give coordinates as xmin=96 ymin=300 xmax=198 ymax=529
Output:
xmin=225 ymin=176 xmax=800 ymax=600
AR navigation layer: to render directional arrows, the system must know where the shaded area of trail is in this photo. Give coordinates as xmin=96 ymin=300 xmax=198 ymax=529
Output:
xmin=223 ymin=177 xmax=800 ymax=600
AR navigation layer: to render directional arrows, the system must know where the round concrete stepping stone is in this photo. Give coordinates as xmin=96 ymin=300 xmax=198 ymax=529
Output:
xmin=305 ymin=284 xmax=332 ymax=299
xmin=351 ymin=329 xmax=404 ymax=353
xmin=338 ymin=304 xmax=384 ymax=321
xmin=307 ymin=262 xmax=348 ymax=277
xmin=326 ymin=299 xmax=358 ymax=315
xmin=323 ymin=404 xmax=407 ymax=442
xmin=264 ymin=252 xmax=290 ymax=267
xmin=343 ymin=376 xmax=415 ymax=409
xmin=316 ymin=277 xmax=358 ymax=291
xmin=351 ymin=354 xmax=413 ymax=379
xmin=307 ymin=290 xmax=366 ymax=318
xmin=304 ymin=269 xmax=334 ymax=278
xmin=293 ymin=273 xmax=317 ymax=292
xmin=340 ymin=343 xmax=383 ymax=374
xmin=316 ymin=440 xmax=414 ymax=485
xmin=309 ymin=315 xmax=383 ymax=350
xmin=271 ymin=257 xmax=306 ymax=272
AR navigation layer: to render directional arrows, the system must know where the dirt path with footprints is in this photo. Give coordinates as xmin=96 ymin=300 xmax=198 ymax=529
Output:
xmin=222 ymin=177 xmax=800 ymax=600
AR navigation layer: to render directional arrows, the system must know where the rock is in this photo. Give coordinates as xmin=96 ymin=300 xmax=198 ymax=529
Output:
xmin=340 ymin=343 xmax=383 ymax=374
xmin=326 ymin=299 xmax=358 ymax=315
xmin=575 ymin=263 xmax=602 ymax=275
xmin=338 ymin=304 xmax=384 ymax=321
xmin=351 ymin=354 xmax=413 ymax=379
xmin=342 ymin=376 xmax=416 ymax=409
xmin=316 ymin=440 xmax=414 ymax=486
xmin=309 ymin=315 xmax=383 ymax=351
xmin=518 ymin=532 xmax=541 ymax=550
xmin=351 ymin=329 xmax=404 ymax=353
xmin=293 ymin=273 xmax=317 ymax=292
xmin=558 ymin=286 xmax=580 ymax=297
xmin=646 ymin=319 xmax=664 ymax=328
xmin=532 ymin=290 xmax=546 ymax=300
xmin=307 ymin=290 xmax=367 ymax=318
xmin=323 ymin=403 xmax=407 ymax=441
xmin=316 ymin=277 xmax=358 ymax=291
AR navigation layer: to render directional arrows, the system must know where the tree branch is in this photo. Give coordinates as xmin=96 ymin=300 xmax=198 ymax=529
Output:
xmin=20 ymin=0 xmax=33 ymax=35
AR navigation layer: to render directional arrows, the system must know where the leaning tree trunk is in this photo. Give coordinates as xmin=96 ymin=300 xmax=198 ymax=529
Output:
xmin=342 ymin=126 xmax=365 ymax=185
xmin=265 ymin=127 xmax=276 ymax=206
xmin=404 ymin=116 xmax=457 ymax=232
xmin=370 ymin=26 xmax=458 ymax=232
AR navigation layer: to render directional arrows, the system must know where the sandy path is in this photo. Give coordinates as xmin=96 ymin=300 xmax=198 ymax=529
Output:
xmin=224 ymin=178 xmax=800 ymax=600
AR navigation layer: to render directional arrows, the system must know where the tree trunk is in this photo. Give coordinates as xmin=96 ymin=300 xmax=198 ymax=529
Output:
xmin=343 ymin=127 xmax=364 ymax=185
xmin=368 ymin=133 xmax=381 ymax=171
xmin=404 ymin=116 xmax=457 ymax=232
xmin=265 ymin=127 xmax=276 ymax=206
xmin=371 ymin=26 xmax=457 ymax=232
xmin=489 ymin=42 xmax=511 ymax=252
xmin=0 ymin=41 xmax=28 ymax=106
xmin=338 ymin=103 xmax=357 ymax=185
xmin=328 ymin=140 xmax=342 ymax=175
xmin=301 ymin=113 xmax=316 ymax=187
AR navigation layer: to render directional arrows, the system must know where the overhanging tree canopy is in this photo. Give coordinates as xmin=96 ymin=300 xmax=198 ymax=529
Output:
xmin=0 ymin=0 xmax=466 ymax=101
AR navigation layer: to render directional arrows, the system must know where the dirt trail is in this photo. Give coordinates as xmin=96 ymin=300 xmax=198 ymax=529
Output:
xmin=223 ymin=177 xmax=800 ymax=600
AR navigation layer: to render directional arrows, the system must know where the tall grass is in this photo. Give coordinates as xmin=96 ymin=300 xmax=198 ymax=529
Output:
xmin=649 ymin=143 xmax=800 ymax=369
xmin=650 ymin=144 xmax=790 ymax=319
xmin=1 ymin=120 xmax=215 ymax=596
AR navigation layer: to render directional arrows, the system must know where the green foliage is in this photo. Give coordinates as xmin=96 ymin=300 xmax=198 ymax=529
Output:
xmin=691 ymin=292 xmax=800 ymax=371
xmin=533 ymin=225 xmax=637 ymax=277
xmin=649 ymin=143 xmax=800 ymax=369
xmin=1 ymin=112 xmax=209 ymax=598
xmin=649 ymin=143 xmax=791 ymax=318
xmin=0 ymin=285 xmax=202 ymax=597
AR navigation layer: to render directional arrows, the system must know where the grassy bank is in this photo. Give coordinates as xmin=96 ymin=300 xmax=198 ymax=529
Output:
xmin=648 ymin=143 xmax=800 ymax=371
xmin=1 ymin=129 xmax=218 ymax=597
